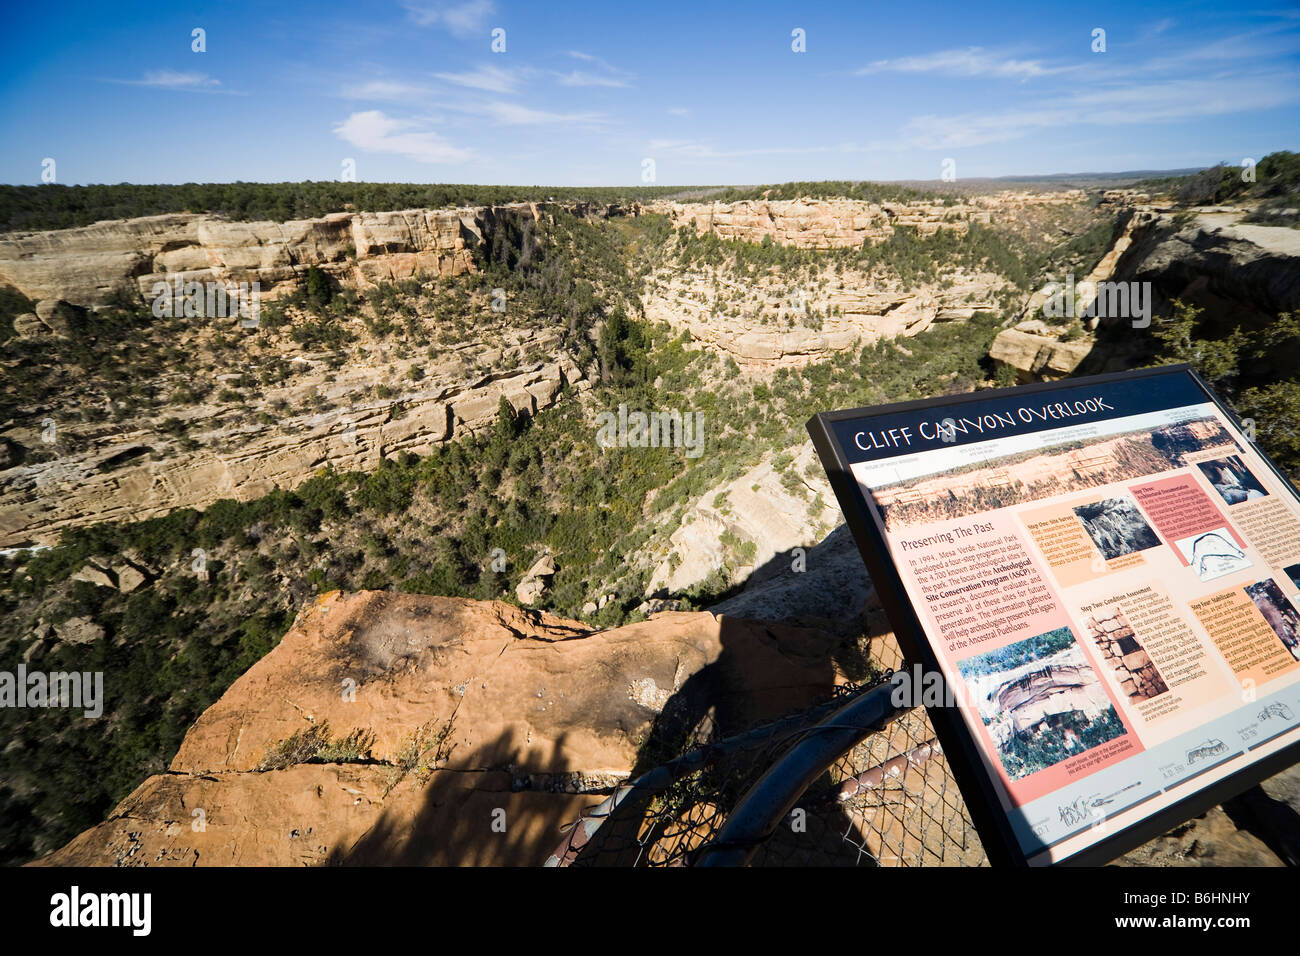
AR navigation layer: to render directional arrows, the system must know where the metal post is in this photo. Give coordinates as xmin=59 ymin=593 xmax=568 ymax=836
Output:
xmin=695 ymin=680 xmax=908 ymax=866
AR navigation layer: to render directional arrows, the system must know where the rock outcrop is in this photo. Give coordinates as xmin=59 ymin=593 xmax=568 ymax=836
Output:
xmin=0 ymin=354 xmax=584 ymax=548
xmin=988 ymin=323 xmax=1095 ymax=382
xmin=643 ymin=268 xmax=1006 ymax=371
xmin=0 ymin=202 xmax=622 ymax=315
xmin=988 ymin=204 xmax=1300 ymax=382
xmin=35 ymin=590 xmax=855 ymax=866
xmin=515 ymin=552 xmax=556 ymax=605
xmin=651 ymin=191 xmax=1084 ymax=250
xmin=1113 ymin=210 xmax=1300 ymax=323
xmin=35 ymin=585 xmax=1298 ymax=866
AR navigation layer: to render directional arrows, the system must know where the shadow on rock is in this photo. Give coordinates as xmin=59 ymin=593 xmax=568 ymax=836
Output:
xmin=329 ymin=728 xmax=585 ymax=866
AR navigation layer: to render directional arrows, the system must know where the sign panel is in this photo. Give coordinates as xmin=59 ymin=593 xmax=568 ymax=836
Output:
xmin=808 ymin=365 xmax=1300 ymax=866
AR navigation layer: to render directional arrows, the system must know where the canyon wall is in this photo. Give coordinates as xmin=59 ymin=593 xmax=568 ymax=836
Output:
xmin=0 ymin=202 xmax=597 ymax=315
xmin=33 ymin=590 xmax=862 ymax=866
xmin=642 ymin=268 xmax=1005 ymax=370
xmin=988 ymin=207 xmax=1300 ymax=382
xmin=0 ymin=352 xmax=585 ymax=548
xmin=650 ymin=190 xmax=1084 ymax=249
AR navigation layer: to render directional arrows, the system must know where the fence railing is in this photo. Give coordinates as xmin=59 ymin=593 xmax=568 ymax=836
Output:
xmin=547 ymin=674 xmax=988 ymax=867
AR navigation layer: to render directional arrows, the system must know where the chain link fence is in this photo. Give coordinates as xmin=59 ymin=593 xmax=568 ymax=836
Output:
xmin=547 ymin=664 xmax=988 ymax=868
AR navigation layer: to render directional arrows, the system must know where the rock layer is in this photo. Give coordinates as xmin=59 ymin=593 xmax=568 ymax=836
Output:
xmin=0 ymin=202 xmax=614 ymax=315
xmin=643 ymin=269 xmax=1005 ymax=370
xmin=35 ymin=590 xmax=852 ymax=866
xmin=0 ymin=355 xmax=584 ymax=547
xmin=651 ymin=191 xmax=1084 ymax=249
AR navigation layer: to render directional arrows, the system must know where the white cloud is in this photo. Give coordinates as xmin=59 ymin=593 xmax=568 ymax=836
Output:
xmin=566 ymin=51 xmax=615 ymax=67
xmin=667 ymin=107 xmax=691 ymax=116
xmin=402 ymin=0 xmax=495 ymax=36
xmin=856 ymin=47 xmax=1071 ymax=80
xmin=109 ymin=70 xmax=238 ymax=93
xmin=333 ymin=110 xmax=474 ymax=163
xmin=340 ymin=79 xmax=435 ymax=100
xmin=554 ymin=50 xmax=632 ymax=87
xmin=482 ymin=101 xmax=602 ymax=125
xmin=555 ymin=70 xmax=628 ymax=88
xmin=140 ymin=70 xmax=220 ymax=89
xmin=433 ymin=64 xmax=520 ymax=93
xmin=901 ymin=73 xmax=1300 ymax=149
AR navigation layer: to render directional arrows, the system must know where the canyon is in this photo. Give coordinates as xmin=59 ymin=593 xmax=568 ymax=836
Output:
xmin=33 ymin=586 xmax=1298 ymax=867
xmin=5 ymin=188 xmax=1295 ymax=560
xmin=0 ymin=193 xmax=1035 ymax=547
xmin=5 ymin=181 xmax=1299 ymax=867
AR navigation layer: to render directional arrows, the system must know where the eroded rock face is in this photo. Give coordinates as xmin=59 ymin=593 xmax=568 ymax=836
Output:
xmin=990 ymin=203 xmax=1300 ymax=385
xmin=0 ymin=203 xmax=575 ymax=313
xmin=988 ymin=326 xmax=1095 ymax=381
xmin=646 ymin=442 xmax=839 ymax=598
xmin=636 ymin=193 xmax=1078 ymax=371
xmin=642 ymin=268 xmax=1006 ymax=371
xmin=0 ymin=356 xmax=585 ymax=547
xmin=1115 ymin=212 xmax=1300 ymax=321
xmin=34 ymin=591 xmax=851 ymax=866
xmin=651 ymin=191 xmax=1084 ymax=249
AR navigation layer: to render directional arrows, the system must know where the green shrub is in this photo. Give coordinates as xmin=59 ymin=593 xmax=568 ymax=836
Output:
xmin=257 ymin=722 xmax=376 ymax=771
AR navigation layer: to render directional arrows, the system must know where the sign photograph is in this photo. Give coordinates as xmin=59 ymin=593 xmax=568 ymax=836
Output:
xmin=809 ymin=365 xmax=1300 ymax=866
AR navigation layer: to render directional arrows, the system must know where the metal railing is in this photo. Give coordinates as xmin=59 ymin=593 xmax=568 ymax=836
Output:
xmin=548 ymin=674 xmax=989 ymax=867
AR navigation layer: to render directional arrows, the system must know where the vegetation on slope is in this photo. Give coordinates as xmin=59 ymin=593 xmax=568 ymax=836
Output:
xmin=0 ymin=181 xmax=697 ymax=232
xmin=1139 ymin=150 xmax=1300 ymax=225
xmin=1146 ymin=301 xmax=1300 ymax=476
xmin=709 ymin=180 xmax=940 ymax=204
xmin=3 ymin=183 xmax=1292 ymax=863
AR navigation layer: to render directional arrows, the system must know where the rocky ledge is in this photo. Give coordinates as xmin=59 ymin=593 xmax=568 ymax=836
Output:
xmin=34 ymin=590 xmax=862 ymax=866
xmin=34 ymin=584 xmax=1298 ymax=866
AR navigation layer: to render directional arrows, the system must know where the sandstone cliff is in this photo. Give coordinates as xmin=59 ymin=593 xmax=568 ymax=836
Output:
xmin=988 ymin=204 xmax=1300 ymax=382
xmin=0 ymin=203 xmax=607 ymax=315
xmin=34 ymin=590 xmax=861 ymax=866
xmin=1113 ymin=209 xmax=1300 ymax=320
xmin=639 ymin=189 xmax=1102 ymax=370
xmin=641 ymin=264 xmax=1006 ymax=370
xmin=0 ymin=352 xmax=584 ymax=548
xmin=650 ymin=190 xmax=1085 ymax=249
xmin=34 ymin=586 xmax=1297 ymax=866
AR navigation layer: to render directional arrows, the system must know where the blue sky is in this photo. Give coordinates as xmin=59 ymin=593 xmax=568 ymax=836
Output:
xmin=1 ymin=0 xmax=1297 ymax=186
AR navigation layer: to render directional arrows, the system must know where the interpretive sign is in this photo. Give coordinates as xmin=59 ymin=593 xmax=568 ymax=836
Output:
xmin=808 ymin=365 xmax=1300 ymax=866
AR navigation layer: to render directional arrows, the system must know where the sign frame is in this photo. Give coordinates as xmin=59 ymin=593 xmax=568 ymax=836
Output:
xmin=807 ymin=363 xmax=1300 ymax=866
